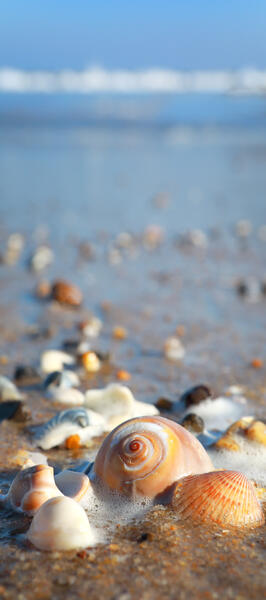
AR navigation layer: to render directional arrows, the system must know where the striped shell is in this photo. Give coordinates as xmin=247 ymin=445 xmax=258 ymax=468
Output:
xmin=171 ymin=470 xmax=265 ymax=527
xmin=92 ymin=415 xmax=213 ymax=498
xmin=2 ymin=464 xmax=63 ymax=515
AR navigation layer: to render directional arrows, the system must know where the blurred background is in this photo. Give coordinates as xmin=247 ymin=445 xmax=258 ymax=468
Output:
xmin=0 ymin=0 xmax=265 ymax=238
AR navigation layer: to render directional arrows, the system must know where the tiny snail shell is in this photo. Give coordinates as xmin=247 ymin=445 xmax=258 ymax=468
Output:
xmin=92 ymin=416 xmax=213 ymax=499
xmin=0 ymin=464 xmax=63 ymax=515
xmin=27 ymin=496 xmax=95 ymax=551
xmin=171 ymin=470 xmax=265 ymax=528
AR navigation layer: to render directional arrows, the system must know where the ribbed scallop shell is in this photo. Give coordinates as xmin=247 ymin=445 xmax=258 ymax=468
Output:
xmin=92 ymin=415 xmax=213 ymax=498
xmin=171 ymin=470 xmax=265 ymax=527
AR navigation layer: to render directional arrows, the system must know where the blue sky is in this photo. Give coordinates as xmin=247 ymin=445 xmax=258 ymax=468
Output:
xmin=0 ymin=0 xmax=266 ymax=70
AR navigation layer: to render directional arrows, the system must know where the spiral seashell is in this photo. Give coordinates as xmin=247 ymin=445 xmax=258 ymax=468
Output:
xmin=33 ymin=407 xmax=105 ymax=450
xmin=171 ymin=470 xmax=265 ymax=528
xmin=27 ymin=496 xmax=95 ymax=551
xmin=92 ymin=416 xmax=213 ymax=498
xmin=0 ymin=464 xmax=63 ymax=515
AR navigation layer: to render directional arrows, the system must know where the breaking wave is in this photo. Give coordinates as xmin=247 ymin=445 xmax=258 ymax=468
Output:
xmin=0 ymin=66 xmax=266 ymax=95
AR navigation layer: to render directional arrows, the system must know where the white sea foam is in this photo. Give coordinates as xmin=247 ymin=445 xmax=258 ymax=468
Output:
xmin=0 ymin=66 xmax=266 ymax=95
xmin=208 ymin=436 xmax=266 ymax=487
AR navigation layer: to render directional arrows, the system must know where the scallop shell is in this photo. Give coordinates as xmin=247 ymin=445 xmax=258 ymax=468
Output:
xmin=27 ymin=496 xmax=94 ymax=551
xmin=92 ymin=415 xmax=213 ymax=498
xmin=0 ymin=464 xmax=63 ymax=515
xmin=171 ymin=470 xmax=264 ymax=528
xmin=33 ymin=407 xmax=105 ymax=450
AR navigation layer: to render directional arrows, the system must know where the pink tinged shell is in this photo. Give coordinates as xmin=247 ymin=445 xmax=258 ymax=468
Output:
xmin=6 ymin=464 xmax=63 ymax=515
xmin=93 ymin=416 xmax=213 ymax=498
xmin=55 ymin=470 xmax=91 ymax=502
xmin=171 ymin=470 xmax=265 ymax=528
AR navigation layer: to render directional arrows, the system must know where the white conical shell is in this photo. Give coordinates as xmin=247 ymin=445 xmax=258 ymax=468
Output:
xmin=27 ymin=496 xmax=95 ymax=551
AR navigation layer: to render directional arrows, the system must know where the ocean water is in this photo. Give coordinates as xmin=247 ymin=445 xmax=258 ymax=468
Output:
xmin=0 ymin=91 xmax=265 ymax=239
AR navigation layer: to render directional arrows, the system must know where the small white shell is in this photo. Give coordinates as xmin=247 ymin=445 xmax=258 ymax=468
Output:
xmin=163 ymin=337 xmax=185 ymax=361
xmin=84 ymin=383 xmax=158 ymax=430
xmin=0 ymin=376 xmax=23 ymax=401
xmin=27 ymin=496 xmax=95 ymax=551
xmin=40 ymin=351 xmax=75 ymax=374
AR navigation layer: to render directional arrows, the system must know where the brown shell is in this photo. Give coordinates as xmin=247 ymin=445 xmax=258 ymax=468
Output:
xmin=171 ymin=470 xmax=265 ymax=528
xmin=51 ymin=280 xmax=83 ymax=307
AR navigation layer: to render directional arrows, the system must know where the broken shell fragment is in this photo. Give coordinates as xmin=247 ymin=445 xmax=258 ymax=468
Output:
xmin=214 ymin=434 xmax=240 ymax=452
xmin=27 ymin=496 xmax=95 ymax=551
xmin=245 ymin=421 xmax=266 ymax=446
xmin=33 ymin=407 xmax=105 ymax=450
xmin=40 ymin=350 xmax=75 ymax=374
xmin=0 ymin=376 xmax=23 ymax=401
xmin=44 ymin=371 xmax=84 ymax=405
xmin=84 ymin=383 xmax=158 ymax=430
xmin=171 ymin=470 xmax=264 ymax=528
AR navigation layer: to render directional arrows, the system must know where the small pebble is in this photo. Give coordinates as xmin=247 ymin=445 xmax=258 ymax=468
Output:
xmin=143 ymin=225 xmax=164 ymax=250
xmin=112 ymin=326 xmax=128 ymax=340
xmin=235 ymin=219 xmax=252 ymax=238
xmin=250 ymin=358 xmax=263 ymax=369
xmin=81 ymin=352 xmax=101 ymax=373
xmin=30 ymin=246 xmax=54 ymax=271
xmin=164 ymin=336 xmax=185 ymax=361
xmin=35 ymin=280 xmax=51 ymax=299
xmin=116 ymin=369 xmax=131 ymax=381
xmin=156 ymin=397 xmax=173 ymax=411
xmin=51 ymin=280 xmax=83 ymax=307
xmin=180 ymin=384 xmax=211 ymax=407
xmin=14 ymin=365 xmax=40 ymax=384
xmin=78 ymin=317 xmax=102 ymax=338
xmin=181 ymin=413 xmax=204 ymax=433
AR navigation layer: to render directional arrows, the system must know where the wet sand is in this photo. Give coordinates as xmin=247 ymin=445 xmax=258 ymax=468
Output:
xmin=0 ymin=222 xmax=265 ymax=599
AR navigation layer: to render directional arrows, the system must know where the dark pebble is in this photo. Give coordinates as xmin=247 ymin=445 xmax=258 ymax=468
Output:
xmin=181 ymin=413 xmax=204 ymax=433
xmin=180 ymin=384 xmax=211 ymax=407
xmin=156 ymin=397 xmax=173 ymax=410
xmin=0 ymin=400 xmax=31 ymax=423
xmin=62 ymin=339 xmax=80 ymax=354
xmin=137 ymin=532 xmax=154 ymax=543
xmin=14 ymin=365 xmax=40 ymax=384
xmin=236 ymin=280 xmax=248 ymax=296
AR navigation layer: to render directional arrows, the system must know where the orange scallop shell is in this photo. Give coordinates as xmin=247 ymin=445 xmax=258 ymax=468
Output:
xmin=171 ymin=470 xmax=265 ymax=528
xmin=93 ymin=415 xmax=213 ymax=498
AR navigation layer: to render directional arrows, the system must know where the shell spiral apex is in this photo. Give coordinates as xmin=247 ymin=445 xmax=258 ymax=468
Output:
xmin=171 ymin=470 xmax=265 ymax=528
xmin=92 ymin=415 xmax=213 ymax=498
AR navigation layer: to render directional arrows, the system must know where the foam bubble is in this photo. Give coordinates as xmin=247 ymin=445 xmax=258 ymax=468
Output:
xmin=184 ymin=396 xmax=247 ymax=431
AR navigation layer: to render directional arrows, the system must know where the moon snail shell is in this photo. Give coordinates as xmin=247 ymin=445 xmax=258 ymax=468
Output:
xmin=92 ymin=416 xmax=213 ymax=499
